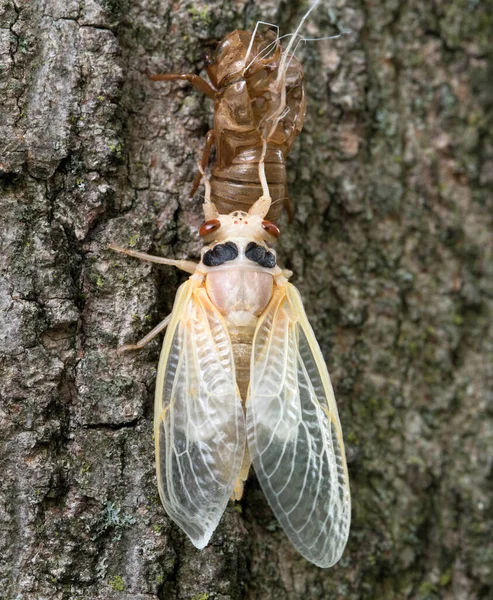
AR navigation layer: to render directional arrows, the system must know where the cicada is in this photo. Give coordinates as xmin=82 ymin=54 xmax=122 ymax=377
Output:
xmin=110 ymin=194 xmax=351 ymax=568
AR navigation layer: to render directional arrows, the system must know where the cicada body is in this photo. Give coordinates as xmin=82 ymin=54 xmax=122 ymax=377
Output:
xmin=150 ymin=28 xmax=306 ymax=222
xmin=110 ymin=197 xmax=351 ymax=568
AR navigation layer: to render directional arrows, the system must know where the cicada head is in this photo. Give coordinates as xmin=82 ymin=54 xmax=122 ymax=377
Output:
xmin=207 ymin=31 xmax=250 ymax=87
xmin=199 ymin=204 xmax=280 ymax=244
xmin=207 ymin=30 xmax=279 ymax=88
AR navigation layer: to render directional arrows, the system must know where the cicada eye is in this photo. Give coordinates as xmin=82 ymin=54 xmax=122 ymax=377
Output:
xmin=262 ymin=220 xmax=280 ymax=239
xmin=199 ymin=219 xmax=221 ymax=237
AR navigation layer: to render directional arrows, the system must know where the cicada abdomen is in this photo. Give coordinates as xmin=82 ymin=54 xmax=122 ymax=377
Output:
xmin=150 ymin=28 xmax=306 ymax=222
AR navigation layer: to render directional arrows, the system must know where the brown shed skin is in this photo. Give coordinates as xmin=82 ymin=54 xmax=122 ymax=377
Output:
xmin=152 ymin=29 xmax=307 ymax=221
xmin=208 ymin=30 xmax=306 ymax=221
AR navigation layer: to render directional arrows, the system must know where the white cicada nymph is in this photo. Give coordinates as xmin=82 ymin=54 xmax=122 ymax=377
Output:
xmin=110 ymin=192 xmax=351 ymax=568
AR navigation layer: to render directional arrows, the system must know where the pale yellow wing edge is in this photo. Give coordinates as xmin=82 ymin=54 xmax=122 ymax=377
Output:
xmin=154 ymin=279 xmax=196 ymax=433
xmin=284 ymin=282 xmax=351 ymax=487
xmin=247 ymin=281 xmax=351 ymax=568
xmin=153 ymin=278 xmax=246 ymax=549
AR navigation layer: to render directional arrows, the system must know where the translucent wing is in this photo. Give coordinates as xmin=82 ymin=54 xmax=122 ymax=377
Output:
xmin=247 ymin=283 xmax=351 ymax=567
xmin=154 ymin=279 xmax=245 ymax=548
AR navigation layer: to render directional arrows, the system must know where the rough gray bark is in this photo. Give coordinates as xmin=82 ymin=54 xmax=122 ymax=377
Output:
xmin=1 ymin=0 xmax=492 ymax=598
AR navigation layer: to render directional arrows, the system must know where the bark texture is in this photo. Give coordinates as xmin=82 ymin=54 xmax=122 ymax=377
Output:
xmin=1 ymin=0 xmax=492 ymax=598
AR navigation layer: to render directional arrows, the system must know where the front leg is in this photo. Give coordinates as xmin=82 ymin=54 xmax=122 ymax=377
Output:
xmin=148 ymin=72 xmax=216 ymax=99
xmin=108 ymin=244 xmax=198 ymax=274
xmin=117 ymin=314 xmax=172 ymax=354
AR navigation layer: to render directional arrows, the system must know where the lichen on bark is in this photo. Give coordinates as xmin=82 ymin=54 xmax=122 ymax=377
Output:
xmin=1 ymin=0 xmax=492 ymax=598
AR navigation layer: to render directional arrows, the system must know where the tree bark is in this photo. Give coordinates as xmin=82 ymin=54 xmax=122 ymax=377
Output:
xmin=1 ymin=0 xmax=492 ymax=598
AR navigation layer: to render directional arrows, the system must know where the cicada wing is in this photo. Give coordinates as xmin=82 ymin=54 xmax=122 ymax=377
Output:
xmin=154 ymin=279 xmax=245 ymax=549
xmin=247 ymin=283 xmax=351 ymax=568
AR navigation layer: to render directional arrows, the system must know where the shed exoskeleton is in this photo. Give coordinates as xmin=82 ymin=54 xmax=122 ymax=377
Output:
xmin=149 ymin=26 xmax=306 ymax=222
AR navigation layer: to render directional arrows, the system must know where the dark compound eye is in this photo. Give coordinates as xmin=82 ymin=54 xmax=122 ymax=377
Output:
xmin=203 ymin=241 xmax=238 ymax=266
xmin=262 ymin=220 xmax=280 ymax=239
xmin=245 ymin=241 xmax=276 ymax=269
xmin=199 ymin=219 xmax=221 ymax=237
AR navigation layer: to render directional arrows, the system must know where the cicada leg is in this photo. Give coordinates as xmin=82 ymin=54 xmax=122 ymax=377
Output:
xmin=283 ymin=193 xmax=294 ymax=222
xmin=109 ymin=244 xmax=198 ymax=353
xmin=148 ymin=72 xmax=216 ymax=99
xmin=117 ymin=314 xmax=172 ymax=355
xmin=257 ymin=139 xmax=272 ymax=213
xmin=190 ymin=129 xmax=215 ymax=197
xmin=108 ymin=244 xmax=198 ymax=274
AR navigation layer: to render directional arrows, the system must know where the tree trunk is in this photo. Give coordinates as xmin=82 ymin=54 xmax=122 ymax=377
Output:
xmin=1 ymin=0 xmax=492 ymax=598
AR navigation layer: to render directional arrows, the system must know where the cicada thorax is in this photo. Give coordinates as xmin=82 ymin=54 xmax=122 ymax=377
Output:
xmin=206 ymin=263 xmax=268 ymax=402
xmin=198 ymin=206 xmax=280 ymax=399
xmin=206 ymin=29 xmax=307 ymax=222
